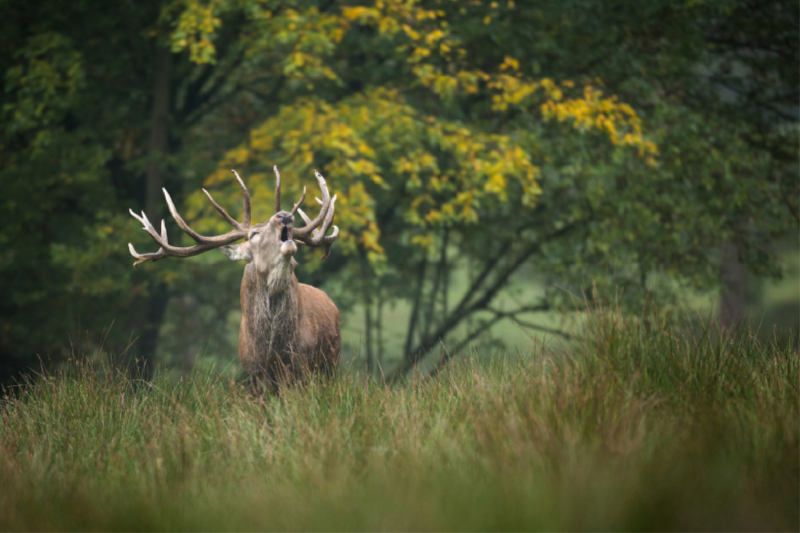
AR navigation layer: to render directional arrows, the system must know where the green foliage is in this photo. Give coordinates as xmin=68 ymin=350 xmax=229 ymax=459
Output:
xmin=0 ymin=0 xmax=796 ymax=379
xmin=1 ymin=313 xmax=797 ymax=529
xmin=0 ymin=1 xmax=227 ymax=376
xmin=2 ymin=33 xmax=85 ymax=139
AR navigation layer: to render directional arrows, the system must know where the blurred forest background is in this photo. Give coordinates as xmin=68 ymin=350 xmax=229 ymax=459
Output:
xmin=0 ymin=0 xmax=797 ymax=384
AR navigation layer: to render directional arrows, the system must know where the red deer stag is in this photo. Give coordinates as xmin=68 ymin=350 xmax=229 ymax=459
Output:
xmin=128 ymin=167 xmax=340 ymax=391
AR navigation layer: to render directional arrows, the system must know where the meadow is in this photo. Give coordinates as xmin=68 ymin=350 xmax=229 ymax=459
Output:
xmin=1 ymin=310 xmax=797 ymax=531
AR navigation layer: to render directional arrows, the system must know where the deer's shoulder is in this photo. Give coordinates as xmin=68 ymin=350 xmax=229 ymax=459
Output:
xmin=298 ymin=283 xmax=338 ymax=313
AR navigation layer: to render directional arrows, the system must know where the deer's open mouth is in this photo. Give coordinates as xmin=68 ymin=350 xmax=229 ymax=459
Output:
xmin=280 ymin=226 xmax=292 ymax=243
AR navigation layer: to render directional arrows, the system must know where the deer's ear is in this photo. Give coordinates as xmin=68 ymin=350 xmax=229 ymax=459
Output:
xmin=220 ymin=242 xmax=253 ymax=262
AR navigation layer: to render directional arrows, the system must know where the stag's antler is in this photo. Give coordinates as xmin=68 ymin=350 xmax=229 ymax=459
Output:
xmin=273 ymin=165 xmax=308 ymax=216
xmin=287 ymin=170 xmax=339 ymax=259
xmin=127 ymin=170 xmax=251 ymax=268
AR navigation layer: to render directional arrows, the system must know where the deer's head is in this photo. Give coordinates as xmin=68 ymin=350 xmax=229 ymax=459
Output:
xmin=218 ymin=210 xmax=297 ymax=272
xmin=218 ymin=168 xmax=337 ymax=276
xmin=127 ymin=166 xmax=338 ymax=275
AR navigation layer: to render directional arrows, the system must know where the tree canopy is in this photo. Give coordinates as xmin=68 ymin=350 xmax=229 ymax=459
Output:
xmin=0 ymin=0 xmax=796 ymax=382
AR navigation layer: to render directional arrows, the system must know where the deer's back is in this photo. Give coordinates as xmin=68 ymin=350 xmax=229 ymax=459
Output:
xmin=297 ymin=283 xmax=341 ymax=368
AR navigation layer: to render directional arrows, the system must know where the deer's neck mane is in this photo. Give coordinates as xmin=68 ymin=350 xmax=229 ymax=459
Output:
xmin=243 ymin=263 xmax=300 ymax=358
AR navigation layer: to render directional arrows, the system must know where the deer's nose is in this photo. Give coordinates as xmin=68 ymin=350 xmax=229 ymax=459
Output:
xmin=280 ymin=214 xmax=294 ymax=226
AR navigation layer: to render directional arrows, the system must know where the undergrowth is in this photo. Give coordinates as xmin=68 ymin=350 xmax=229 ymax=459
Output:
xmin=1 ymin=311 xmax=797 ymax=531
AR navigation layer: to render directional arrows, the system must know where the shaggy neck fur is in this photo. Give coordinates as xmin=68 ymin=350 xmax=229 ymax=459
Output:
xmin=246 ymin=258 xmax=300 ymax=364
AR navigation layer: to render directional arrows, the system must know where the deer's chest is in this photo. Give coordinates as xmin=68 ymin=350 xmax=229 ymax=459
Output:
xmin=242 ymin=283 xmax=299 ymax=363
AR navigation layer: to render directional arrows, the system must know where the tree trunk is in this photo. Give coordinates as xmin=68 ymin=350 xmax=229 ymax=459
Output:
xmin=136 ymin=290 xmax=170 ymax=378
xmin=145 ymin=45 xmax=173 ymax=216
xmin=423 ymin=227 xmax=449 ymax=340
xmin=364 ymin=297 xmax=373 ymax=376
xmin=376 ymin=294 xmax=384 ymax=374
xmin=134 ymin=44 xmax=174 ymax=378
xmin=442 ymin=236 xmax=449 ymax=344
xmin=719 ymin=240 xmax=746 ymax=332
xmin=403 ymin=258 xmax=428 ymax=365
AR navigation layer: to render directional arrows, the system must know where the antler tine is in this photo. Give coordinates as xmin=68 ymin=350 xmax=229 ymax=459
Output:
xmin=303 ymin=195 xmax=338 ymax=240
xmin=129 ymin=209 xmax=166 ymax=247
xmin=273 ymin=165 xmax=281 ymax=214
xmin=319 ymin=227 xmax=338 ymax=259
xmin=202 ymin=189 xmax=238 ymax=228
xmin=322 ymin=226 xmax=339 ymax=243
xmin=317 ymin=195 xmax=339 ymax=255
xmin=127 ymin=214 xmax=169 ymax=268
xmin=290 ymin=186 xmax=306 ymax=215
xmin=202 ymin=170 xmax=252 ymax=230
xmin=162 ymin=188 xmax=210 ymax=243
xmin=292 ymin=170 xmax=331 ymax=238
xmin=296 ymin=207 xmax=313 ymax=228
xmin=294 ymin=192 xmax=338 ymax=258
xmin=319 ymin=194 xmax=337 ymax=237
xmin=231 ymin=169 xmax=251 ymax=227
xmin=128 ymin=243 xmax=166 ymax=268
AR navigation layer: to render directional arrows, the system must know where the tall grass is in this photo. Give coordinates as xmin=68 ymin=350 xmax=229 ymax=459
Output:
xmin=1 ymin=311 xmax=797 ymax=531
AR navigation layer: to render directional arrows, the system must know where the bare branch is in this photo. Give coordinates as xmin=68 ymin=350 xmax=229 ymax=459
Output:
xmin=389 ymin=220 xmax=579 ymax=380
